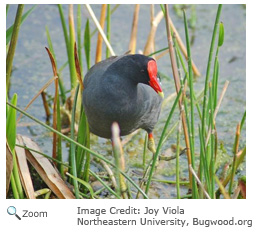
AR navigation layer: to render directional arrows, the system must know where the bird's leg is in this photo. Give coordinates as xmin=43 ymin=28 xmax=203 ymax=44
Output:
xmin=148 ymin=133 xmax=160 ymax=168
xmin=148 ymin=133 xmax=156 ymax=153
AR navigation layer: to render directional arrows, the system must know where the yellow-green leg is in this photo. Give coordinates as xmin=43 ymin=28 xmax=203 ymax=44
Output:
xmin=148 ymin=133 xmax=160 ymax=168
xmin=148 ymin=133 xmax=156 ymax=153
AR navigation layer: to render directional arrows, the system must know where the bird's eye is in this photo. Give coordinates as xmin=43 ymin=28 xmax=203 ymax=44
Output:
xmin=157 ymin=72 xmax=162 ymax=85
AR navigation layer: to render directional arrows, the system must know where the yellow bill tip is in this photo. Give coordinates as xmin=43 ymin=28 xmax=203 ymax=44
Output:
xmin=158 ymin=91 xmax=164 ymax=99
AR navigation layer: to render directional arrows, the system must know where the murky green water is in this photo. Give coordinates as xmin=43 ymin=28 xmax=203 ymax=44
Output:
xmin=7 ymin=4 xmax=246 ymax=198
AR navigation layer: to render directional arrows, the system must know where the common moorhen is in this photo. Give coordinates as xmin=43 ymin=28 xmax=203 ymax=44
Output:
xmin=83 ymin=54 xmax=164 ymax=153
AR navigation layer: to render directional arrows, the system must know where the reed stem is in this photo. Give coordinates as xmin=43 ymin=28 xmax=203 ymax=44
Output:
xmin=164 ymin=4 xmax=193 ymax=190
xmin=95 ymin=4 xmax=107 ymax=63
xmin=201 ymin=5 xmax=222 ymax=137
xmin=6 ymin=4 xmax=24 ymax=91
xmin=129 ymin=4 xmax=140 ymax=54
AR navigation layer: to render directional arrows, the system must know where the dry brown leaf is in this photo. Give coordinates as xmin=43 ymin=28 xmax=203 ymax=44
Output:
xmin=238 ymin=179 xmax=246 ymax=199
xmin=45 ymin=47 xmax=59 ymax=161
xmin=15 ymin=135 xmax=36 ymax=199
xmin=21 ymin=135 xmax=75 ymax=199
xmin=74 ymin=42 xmax=84 ymax=91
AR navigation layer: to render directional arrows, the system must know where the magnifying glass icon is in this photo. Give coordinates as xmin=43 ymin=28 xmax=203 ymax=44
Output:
xmin=7 ymin=206 xmax=21 ymax=220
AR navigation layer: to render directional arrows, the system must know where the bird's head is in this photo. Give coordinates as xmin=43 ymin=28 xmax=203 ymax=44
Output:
xmin=115 ymin=54 xmax=164 ymax=98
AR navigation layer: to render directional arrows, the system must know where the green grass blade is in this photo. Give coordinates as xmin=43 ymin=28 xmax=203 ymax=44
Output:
xmin=83 ymin=117 xmax=91 ymax=182
xmin=201 ymin=4 xmax=222 ymax=137
xmin=6 ymin=5 xmax=36 ymax=45
xmin=10 ymin=173 xmax=19 ymax=199
xmin=66 ymin=172 xmax=94 ymax=199
xmin=76 ymin=109 xmax=87 ymax=176
xmin=212 ymin=57 xmax=219 ymax=108
xmin=58 ymin=5 xmax=77 ymax=89
xmin=6 ymin=93 xmax=24 ymax=199
xmin=69 ymin=85 xmax=80 ymax=198
xmin=212 ymin=23 xmax=224 ymax=111
xmin=208 ymin=83 xmax=215 ymax=198
xmin=12 ymin=150 xmax=25 ymax=199
xmin=68 ymin=5 xmax=77 ymax=89
xmin=57 ymin=5 xmax=69 ymax=56
xmin=199 ymin=126 xmax=211 ymax=194
xmin=183 ymin=10 xmax=198 ymax=198
xmin=84 ymin=19 xmax=91 ymax=70
xmin=106 ymin=4 xmax=111 ymax=58
xmin=142 ymin=133 xmax=148 ymax=169
xmin=147 ymin=47 xmax=169 ymax=57
xmin=6 ymin=4 xmax=24 ymax=91
xmin=56 ymin=89 xmax=64 ymax=177
xmin=240 ymin=110 xmax=246 ymax=132
xmin=6 ymin=93 xmax=17 ymax=150
xmin=6 ymin=92 xmax=9 ymax=117
xmin=218 ymin=22 xmax=224 ymax=47
xmin=183 ymin=10 xmax=195 ymax=164
xmin=229 ymin=123 xmax=241 ymax=195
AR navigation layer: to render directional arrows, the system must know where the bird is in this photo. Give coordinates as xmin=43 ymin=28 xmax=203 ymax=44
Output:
xmin=82 ymin=54 xmax=164 ymax=153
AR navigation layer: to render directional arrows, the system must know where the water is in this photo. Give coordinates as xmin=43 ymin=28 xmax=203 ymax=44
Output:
xmin=7 ymin=4 xmax=246 ymax=198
